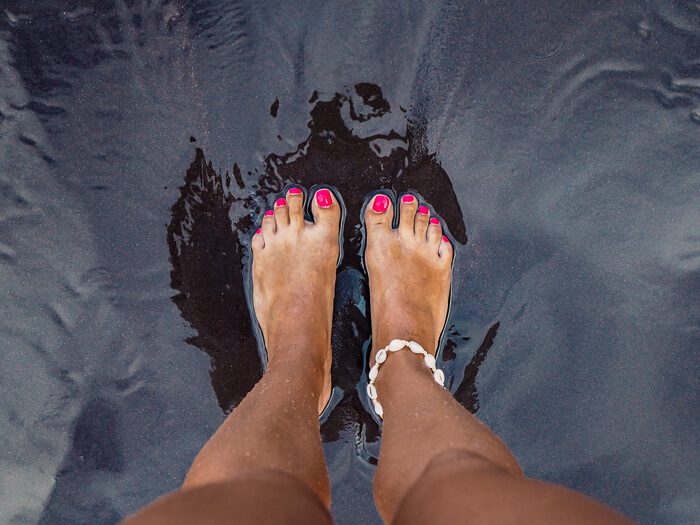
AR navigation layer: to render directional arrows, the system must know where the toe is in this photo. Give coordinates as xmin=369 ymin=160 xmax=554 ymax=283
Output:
xmin=252 ymin=227 xmax=264 ymax=251
xmin=286 ymin=187 xmax=305 ymax=229
xmin=310 ymin=188 xmax=341 ymax=230
xmin=365 ymin=193 xmax=393 ymax=233
xmin=398 ymin=194 xmax=418 ymax=237
xmin=261 ymin=208 xmax=276 ymax=235
xmin=274 ymin=197 xmax=290 ymax=228
xmin=427 ymin=217 xmax=443 ymax=249
xmin=414 ymin=205 xmax=430 ymax=240
xmin=438 ymin=234 xmax=454 ymax=262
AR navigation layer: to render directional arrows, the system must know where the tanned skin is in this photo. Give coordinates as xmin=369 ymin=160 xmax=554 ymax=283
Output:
xmin=123 ymin=189 xmax=633 ymax=525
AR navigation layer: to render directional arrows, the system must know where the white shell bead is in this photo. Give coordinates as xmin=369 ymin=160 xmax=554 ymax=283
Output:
xmin=408 ymin=341 xmax=425 ymax=354
xmin=388 ymin=339 xmax=407 ymax=352
xmin=369 ymin=340 xmax=446 ymax=419
xmin=373 ymin=400 xmax=384 ymax=418
xmin=433 ymin=369 xmax=445 ymax=386
xmin=367 ymin=384 xmax=377 ymax=400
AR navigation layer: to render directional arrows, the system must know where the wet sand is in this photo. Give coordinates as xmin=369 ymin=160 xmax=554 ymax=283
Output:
xmin=0 ymin=1 xmax=698 ymax=523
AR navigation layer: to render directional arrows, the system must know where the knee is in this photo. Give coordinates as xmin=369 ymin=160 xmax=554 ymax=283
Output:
xmin=392 ymin=452 xmax=633 ymax=525
xmin=391 ymin=450 xmax=520 ymax=525
xmin=122 ymin=469 xmax=333 ymax=525
xmin=421 ymin=449 xmax=517 ymax=479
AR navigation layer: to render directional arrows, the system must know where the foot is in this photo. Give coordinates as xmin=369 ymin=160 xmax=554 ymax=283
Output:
xmin=251 ymin=187 xmax=341 ymax=414
xmin=364 ymin=193 xmax=453 ymax=369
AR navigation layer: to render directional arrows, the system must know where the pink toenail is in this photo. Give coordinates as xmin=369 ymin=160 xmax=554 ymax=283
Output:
xmin=265 ymin=210 xmax=274 ymax=216
xmin=418 ymin=206 xmax=429 ymax=215
xmin=256 ymin=228 xmax=261 ymax=235
xmin=373 ymin=195 xmax=390 ymax=213
xmin=288 ymin=188 xmax=302 ymax=195
xmin=430 ymin=217 xmax=440 ymax=225
xmin=316 ymin=189 xmax=333 ymax=208
xmin=401 ymin=195 xmax=415 ymax=203
xmin=275 ymin=198 xmax=287 ymax=207
xmin=442 ymin=236 xmax=449 ymax=243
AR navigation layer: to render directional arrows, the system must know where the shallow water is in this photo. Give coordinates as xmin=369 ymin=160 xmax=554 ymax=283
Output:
xmin=1 ymin=1 xmax=699 ymax=524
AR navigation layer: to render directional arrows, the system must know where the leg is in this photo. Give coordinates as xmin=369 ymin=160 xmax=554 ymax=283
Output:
xmin=122 ymin=471 xmax=332 ymax=525
xmin=122 ymin=188 xmax=341 ymax=524
xmin=364 ymin=194 xmax=633 ymax=525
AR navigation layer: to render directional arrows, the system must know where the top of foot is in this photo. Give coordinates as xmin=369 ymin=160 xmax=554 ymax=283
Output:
xmin=363 ymin=193 xmax=454 ymax=364
xmin=251 ymin=187 xmax=341 ymax=414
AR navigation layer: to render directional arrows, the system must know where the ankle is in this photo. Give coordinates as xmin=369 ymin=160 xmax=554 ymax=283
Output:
xmin=267 ymin=338 xmax=327 ymax=376
xmin=374 ymin=348 xmax=434 ymax=396
xmin=267 ymin=331 xmax=330 ymax=360
xmin=372 ymin=329 xmax=437 ymax=359
xmin=269 ymin=343 xmax=327 ymax=369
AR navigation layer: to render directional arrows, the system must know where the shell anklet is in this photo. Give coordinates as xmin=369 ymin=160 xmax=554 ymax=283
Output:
xmin=367 ymin=339 xmax=445 ymax=418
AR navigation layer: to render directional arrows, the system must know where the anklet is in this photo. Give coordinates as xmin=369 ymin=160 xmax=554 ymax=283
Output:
xmin=367 ymin=339 xmax=445 ymax=418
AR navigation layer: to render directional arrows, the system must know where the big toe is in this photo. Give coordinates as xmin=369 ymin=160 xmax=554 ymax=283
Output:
xmin=365 ymin=193 xmax=393 ymax=236
xmin=310 ymin=188 xmax=341 ymax=231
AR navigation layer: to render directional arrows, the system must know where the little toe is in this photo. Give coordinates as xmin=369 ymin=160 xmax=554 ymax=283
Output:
xmin=286 ymin=187 xmax=305 ymax=229
xmin=438 ymin=235 xmax=454 ymax=263
xmin=427 ymin=217 xmax=443 ymax=249
xmin=274 ymin=197 xmax=290 ymax=228
xmin=261 ymin=209 xmax=276 ymax=235
xmin=414 ymin=205 xmax=430 ymax=240
xmin=398 ymin=194 xmax=418 ymax=237
xmin=252 ymin=228 xmax=264 ymax=251
xmin=310 ymin=188 xmax=341 ymax=230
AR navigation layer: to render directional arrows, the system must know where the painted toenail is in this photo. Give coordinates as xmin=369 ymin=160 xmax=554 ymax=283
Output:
xmin=275 ymin=198 xmax=287 ymax=207
xmin=373 ymin=195 xmax=390 ymax=213
xmin=316 ymin=189 xmax=333 ymax=208
xmin=442 ymin=235 xmax=449 ymax=243
xmin=256 ymin=228 xmax=261 ymax=234
xmin=265 ymin=210 xmax=274 ymax=216
xmin=401 ymin=195 xmax=415 ymax=203
xmin=430 ymin=217 xmax=440 ymax=225
xmin=288 ymin=188 xmax=302 ymax=195
xmin=418 ymin=206 xmax=429 ymax=215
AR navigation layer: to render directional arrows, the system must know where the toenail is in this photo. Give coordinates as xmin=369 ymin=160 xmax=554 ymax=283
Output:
xmin=373 ymin=194 xmax=390 ymax=213
xmin=442 ymin=235 xmax=449 ymax=243
xmin=316 ymin=189 xmax=333 ymax=208
xmin=418 ymin=206 xmax=429 ymax=215
xmin=256 ymin=228 xmax=261 ymax=234
xmin=288 ymin=188 xmax=302 ymax=195
xmin=265 ymin=210 xmax=274 ymax=216
xmin=275 ymin=198 xmax=287 ymax=207
xmin=430 ymin=217 xmax=440 ymax=225
xmin=401 ymin=195 xmax=415 ymax=203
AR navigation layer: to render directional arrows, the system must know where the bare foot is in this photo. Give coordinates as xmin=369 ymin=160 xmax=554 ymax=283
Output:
xmin=364 ymin=193 xmax=453 ymax=368
xmin=363 ymin=193 xmax=456 ymax=521
xmin=251 ymin=187 xmax=340 ymax=414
